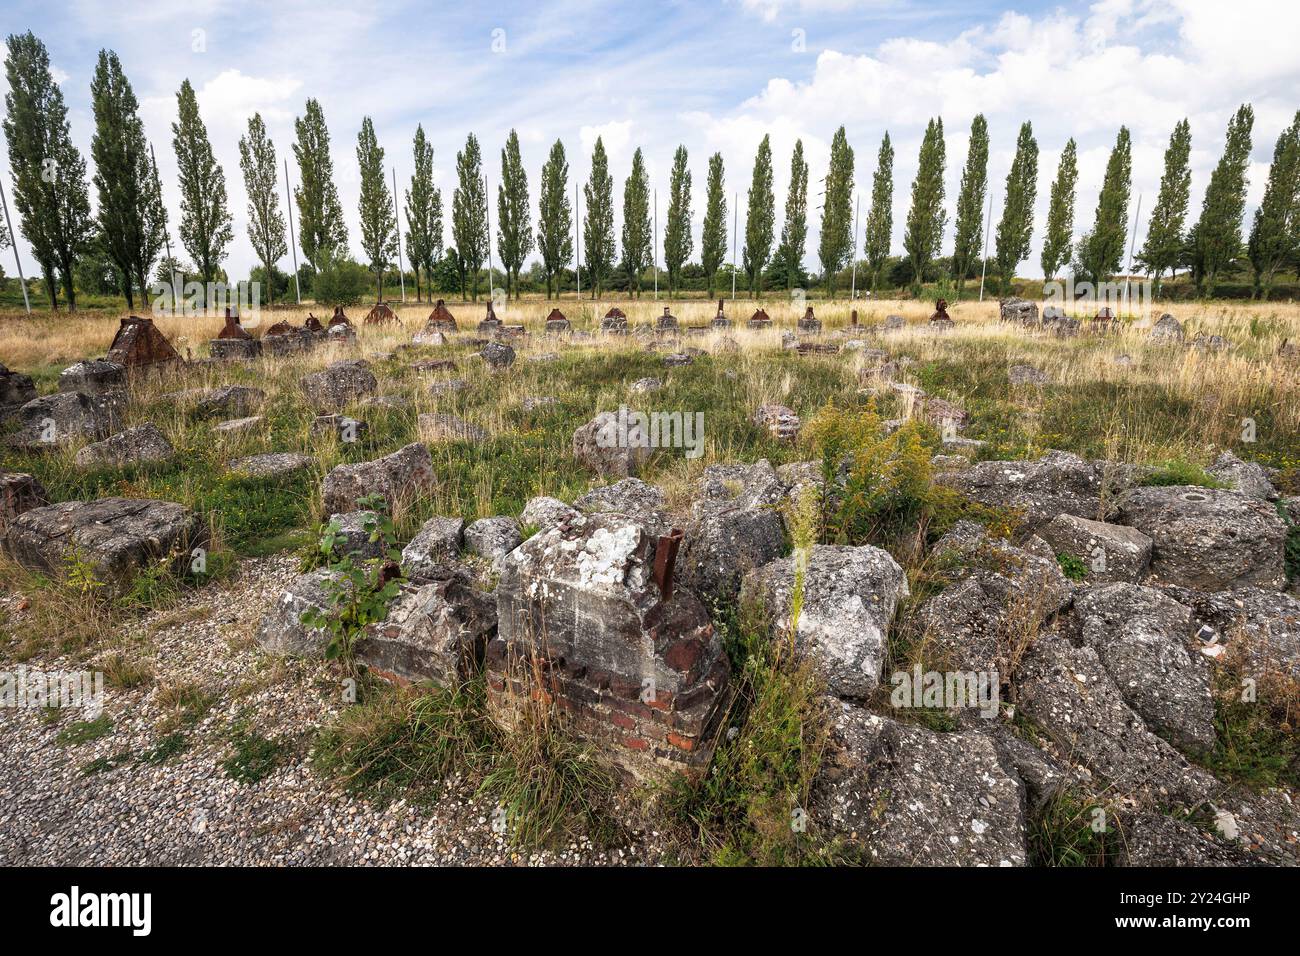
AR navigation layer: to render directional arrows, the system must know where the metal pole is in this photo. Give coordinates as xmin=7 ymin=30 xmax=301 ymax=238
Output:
xmin=977 ymin=188 xmax=993 ymax=302
xmin=650 ymin=191 xmax=660 ymax=299
xmin=1123 ymin=192 xmax=1143 ymax=307
xmin=283 ymin=156 xmax=301 ymax=304
xmin=485 ymin=174 xmax=493 ymax=303
xmin=575 ymin=180 xmax=581 ymax=300
xmin=849 ymin=192 xmax=860 ymax=301
xmin=0 ymin=174 xmax=31 ymax=314
xmin=152 ymin=143 xmax=180 ymax=312
xmin=392 ymin=167 xmax=406 ymax=303
xmin=730 ymin=192 xmax=737 ymax=302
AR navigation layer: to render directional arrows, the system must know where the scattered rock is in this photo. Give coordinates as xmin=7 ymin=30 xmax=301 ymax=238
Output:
xmin=418 ymin=413 xmax=488 ymax=443
xmin=573 ymin=411 xmax=650 ymax=478
xmin=1205 ymin=451 xmax=1277 ymax=501
xmin=400 ymin=516 xmax=465 ymax=580
xmin=300 ymin=360 xmax=378 ymax=412
xmin=227 ymin=452 xmax=315 ymax=479
xmin=464 ymin=516 xmax=523 ymax=567
xmin=1008 ymin=364 xmax=1047 ymax=386
xmin=0 ymin=471 xmax=49 ymax=535
xmin=753 ymin=403 xmax=800 ymax=442
xmin=6 ymin=391 xmax=125 ymax=449
xmin=213 ymin=415 xmax=264 ymax=436
xmin=58 ymin=359 xmax=126 ymax=396
xmin=742 ymin=544 xmax=909 ymax=698
xmin=1038 ymin=513 xmax=1153 ymax=583
xmin=321 ymin=443 xmax=436 ymax=514
xmin=520 ymin=496 xmax=579 ymax=532
xmin=480 ymin=341 xmax=516 ymax=370
xmin=74 ymin=423 xmax=174 ymax=468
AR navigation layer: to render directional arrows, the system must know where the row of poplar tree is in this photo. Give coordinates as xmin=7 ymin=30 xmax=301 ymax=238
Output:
xmin=4 ymin=29 xmax=1297 ymax=311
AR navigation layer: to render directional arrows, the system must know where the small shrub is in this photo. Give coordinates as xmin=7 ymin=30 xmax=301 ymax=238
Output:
xmin=1056 ymin=552 xmax=1089 ymax=582
xmin=1141 ymin=460 xmax=1226 ymax=489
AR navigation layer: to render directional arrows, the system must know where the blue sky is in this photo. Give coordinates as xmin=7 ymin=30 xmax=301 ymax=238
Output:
xmin=2 ymin=0 xmax=1298 ymax=281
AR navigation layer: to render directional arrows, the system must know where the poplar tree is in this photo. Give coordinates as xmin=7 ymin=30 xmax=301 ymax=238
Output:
xmin=776 ymin=139 xmax=808 ymax=291
xmin=620 ymin=147 xmax=651 ymax=296
xmin=862 ymin=132 xmax=894 ymax=294
xmin=536 ymin=139 xmax=571 ymax=299
xmin=663 ymin=145 xmax=692 ymax=296
xmin=404 ymin=124 xmax=442 ymax=302
xmin=452 ymin=133 xmax=487 ymax=300
xmin=293 ymin=98 xmax=347 ymax=270
xmin=818 ymin=126 xmax=854 ymax=296
xmin=582 ymin=137 xmax=615 ymax=298
xmin=1136 ymin=119 xmax=1191 ymax=294
xmin=994 ymin=120 xmax=1038 ymax=294
xmin=1040 ymin=138 xmax=1078 ymax=282
xmin=1075 ymin=126 xmax=1131 ymax=284
xmin=90 ymin=48 xmax=167 ymax=307
xmin=3 ymin=31 xmax=93 ymax=309
xmin=496 ymin=129 xmax=532 ymax=300
xmin=356 ymin=116 xmax=395 ymax=301
xmin=700 ymin=153 xmax=728 ymax=297
xmin=742 ymin=134 xmax=775 ymax=296
xmin=903 ymin=117 xmax=947 ymax=294
xmin=951 ymin=114 xmax=989 ymax=295
xmin=238 ymin=112 xmax=287 ymax=304
xmin=1247 ymin=111 xmax=1300 ymax=299
xmin=1189 ymin=104 xmax=1254 ymax=296
xmin=172 ymin=79 xmax=233 ymax=284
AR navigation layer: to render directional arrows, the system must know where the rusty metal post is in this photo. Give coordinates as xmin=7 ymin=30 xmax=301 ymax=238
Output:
xmin=654 ymin=529 xmax=684 ymax=600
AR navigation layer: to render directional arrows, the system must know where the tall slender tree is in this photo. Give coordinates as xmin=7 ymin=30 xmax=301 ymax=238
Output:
xmin=862 ymin=132 xmax=894 ymax=294
xmin=951 ymin=115 xmax=989 ymax=295
xmin=172 ymin=79 xmax=232 ymax=285
xmin=536 ymin=139 xmax=571 ymax=299
xmin=582 ymin=137 xmax=615 ymax=298
xmin=663 ymin=145 xmax=692 ymax=296
xmin=496 ymin=129 xmax=532 ymax=300
xmin=1075 ymin=126 xmax=1132 ymax=284
xmin=700 ymin=153 xmax=728 ymax=297
xmin=3 ymin=31 xmax=93 ymax=309
xmin=620 ymin=148 xmax=652 ymax=296
xmin=903 ymin=117 xmax=947 ymax=295
xmin=1040 ymin=138 xmax=1078 ymax=282
xmin=818 ymin=126 xmax=854 ymax=296
xmin=1188 ymin=104 xmax=1254 ymax=296
xmin=293 ymin=98 xmax=347 ymax=270
xmin=404 ymin=124 xmax=442 ymax=302
xmin=1136 ymin=119 xmax=1191 ymax=294
xmin=355 ymin=116 xmax=395 ymax=301
xmin=238 ymin=113 xmax=287 ymax=305
xmin=452 ymin=133 xmax=487 ymax=300
xmin=776 ymin=139 xmax=808 ymax=291
xmin=742 ymin=135 xmax=775 ymax=297
xmin=89 ymin=48 xmax=166 ymax=307
xmin=1248 ymin=111 xmax=1300 ymax=299
xmin=993 ymin=121 xmax=1038 ymax=294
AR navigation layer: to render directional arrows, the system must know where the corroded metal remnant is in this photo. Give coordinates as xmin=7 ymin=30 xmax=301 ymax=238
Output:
xmin=329 ymin=306 xmax=352 ymax=329
xmin=216 ymin=307 xmax=251 ymax=340
xmin=748 ymin=308 xmax=772 ymax=329
xmin=364 ymin=301 xmax=397 ymax=325
xmin=106 ymin=315 xmax=181 ymax=369
xmin=654 ymin=528 xmax=684 ymax=600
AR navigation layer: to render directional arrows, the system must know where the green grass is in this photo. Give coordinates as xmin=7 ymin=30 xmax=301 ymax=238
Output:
xmin=54 ymin=714 xmax=113 ymax=746
xmin=222 ymin=728 xmax=292 ymax=784
xmin=1027 ymin=789 xmax=1123 ymax=866
xmin=138 ymin=731 xmax=189 ymax=765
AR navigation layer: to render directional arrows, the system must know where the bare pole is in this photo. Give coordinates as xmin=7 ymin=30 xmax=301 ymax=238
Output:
xmin=977 ymin=188 xmax=994 ymax=303
xmin=849 ymin=192 xmax=860 ymax=301
xmin=730 ymin=191 xmax=737 ymax=302
xmin=575 ymin=179 xmax=581 ymax=300
xmin=152 ymin=142 xmax=181 ymax=311
xmin=650 ymin=191 xmax=660 ymax=299
xmin=485 ymin=174 xmax=493 ymax=303
xmin=1123 ymin=192 xmax=1143 ymax=308
xmin=282 ymin=155 xmax=301 ymax=305
xmin=392 ymin=166 xmax=406 ymax=304
xmin=0 ymin=174 xmax=31 ymax=314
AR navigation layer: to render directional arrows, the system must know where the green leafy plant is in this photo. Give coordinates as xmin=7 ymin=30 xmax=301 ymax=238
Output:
xmin=299 ymin=495 xmax=403 ymax=666
xmin=1056 ymin=552 xmax=1089 ymax=581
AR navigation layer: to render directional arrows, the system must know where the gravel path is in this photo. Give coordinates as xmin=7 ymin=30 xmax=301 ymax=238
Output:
xmin=0 ymin=556 xmax=668 ymax=866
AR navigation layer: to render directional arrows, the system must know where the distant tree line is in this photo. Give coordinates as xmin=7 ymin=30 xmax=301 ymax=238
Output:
xmin=4 ymin=30 xmax=1299 ymax=311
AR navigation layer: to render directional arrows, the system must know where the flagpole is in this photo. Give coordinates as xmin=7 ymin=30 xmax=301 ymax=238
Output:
xmin=653 ymin=189 xmax=658 ymax=300
xmin=1 ymin=173 xmax=31 ymax=314
xmin=730 ymin=192 xmax=737 ymax=302
xmin=575 ymin=180 xmax=581 ymax=300
xmin=392 ymin=167 xmax=406 ymax=304
xmin=977 ymin=188 xmax=993 ymax=302
xmin=485 ymin=173 xmax=493 ymax=303
xmin=1123 ymin=192 xmax=1143 ymax=307
xmin=283 ymin=155 xmax=301 ymax=305
xmin=152 ymin=142 xmax=181 ymax=312
xmin=849 ymin=192 xmax=860 ymax=302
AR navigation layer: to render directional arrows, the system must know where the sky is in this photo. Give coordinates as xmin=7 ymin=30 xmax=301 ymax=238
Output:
xmin=1 ymin=0 xmax=1299 ymax=285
